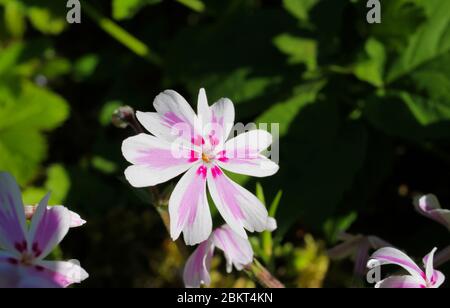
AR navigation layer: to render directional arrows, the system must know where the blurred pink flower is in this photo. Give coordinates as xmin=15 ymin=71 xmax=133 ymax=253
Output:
xmin=414 ymin=194 xmax=450 ymax=231
xmin=328 ymin=233 xmax=391 ymax=276
xmin=0 ymin=172 xmax=88 ymax=288
xmin=25 ymin=205 xmax=86 ymax=228
xmin=122 ymin=89 xmax=279 ymax=245
xmin=367 ymin=247 xmax=445 ymax=288
xmin=183 ymin=224 xmax=254 ymax=288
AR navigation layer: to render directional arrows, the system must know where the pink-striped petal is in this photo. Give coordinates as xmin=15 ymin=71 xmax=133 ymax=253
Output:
xmin=218 ymin=130 xmax=279 ymax=177
xmin=423 ymin=247 xmax=437 ymax=283
xmin=25 ymin=206 xmax=86 ymax=228
xmin=206 ymin=166 xmax=269 ymax=239
xmin=169 ymin=165 xmax=212 ymax=246
xmin=33 ymin=260 xmax=89 ymax=288
xmin=196 ymin=88 xmax=235 ymax=149
xmin=375 ymin=275 xmax=424 ymax=288
xmin=144 ymin=90 xmax=202 ymax=145
xmin=27 ymin=194 xmax=70 ymax=260
xmin=122 ymin=133 xmax=198 ymax=187
xmin=368 ymin=247 xmax=424 ymax=282
xmin=0 ymin=251 xmax=21 ymax=288
xmin=183 ymin=239 xmax=214 ymax=288
xmin=0 ymin=172 xmax=27 ymax=255
xmin=213 ymin=225 xmax=253 ymax=273
xmin=415 ymin=194 xmax=450 ymax=231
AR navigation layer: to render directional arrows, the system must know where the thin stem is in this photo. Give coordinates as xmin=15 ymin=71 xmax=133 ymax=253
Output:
xmin=245 ymin=259 xmax=285 ymax=288
xmin=82 ymin=2 xmax=162 ymax=66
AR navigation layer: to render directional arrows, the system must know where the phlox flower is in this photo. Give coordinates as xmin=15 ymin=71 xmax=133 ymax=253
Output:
xmin=183 ymin=224 xmax=255 ymax=288
xmin=367 ymin=247 xmax=445 ymax=288
xmin=414 ymin=194 xmax=450 ymax=231
xmin=122 ymin=89 xmax=279 ymax=245
xmin=0 ymin=172 xmax=88 ymax=288
xmin=328 ymin=232 xmax=391 ymax=276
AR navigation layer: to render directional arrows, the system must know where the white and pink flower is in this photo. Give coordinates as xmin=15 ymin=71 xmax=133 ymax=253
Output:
xmin=183 ymin=224 xmax=254 ymax=288
xmin=414 ymin=194 xmax=450 ymax=231
xmin=122 ymin=89 xmax=279 ymax=245
xmin=0 ymin=172 xmax=88 ymax=288
xmin=367 ymin=247 xmax=445 ymax=288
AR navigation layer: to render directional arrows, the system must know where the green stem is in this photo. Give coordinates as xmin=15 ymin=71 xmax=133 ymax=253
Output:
xmin=245 ymin=259 xmax=285 ymax=288
xmin=82 ymin=2 xmax=162 ymax=66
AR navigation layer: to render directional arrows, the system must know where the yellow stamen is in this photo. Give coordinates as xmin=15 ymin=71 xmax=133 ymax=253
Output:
xmin=202 ymin=153 xmax=210 ymax=163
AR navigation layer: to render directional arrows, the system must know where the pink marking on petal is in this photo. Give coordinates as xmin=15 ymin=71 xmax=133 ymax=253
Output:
xmin=163 ymin=112 xmax=184 ymax=126
xmin=177 ymin=167 xmax=207 ymax=227
xmin=7 ymin=258 xmax=18 ymax=265
xmin=377 ymin=255 xmax=424 ymax=277
xmin=210 ymin=167 xmax=245 ymax=220
xmin=217 ymin=150 xmax=229 ymax=162
xmin=189 ymin=150 xmax=199 ymax=163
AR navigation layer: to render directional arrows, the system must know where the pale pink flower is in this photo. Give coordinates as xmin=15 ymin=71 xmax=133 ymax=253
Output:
xmin=328 ymin=233 xmax=391 ymax=276
xmin=183 ymin=224 xmax=254 ymax=288
xmin=122 ymin=89 xmax=279 ymax=245
xmin=25 ymin=205 xmax=86 ymax=228
xmin=367 ymin=247 xmax=445 ymax=288
xmin=414 ymin=194 xmax=450 ymax=231
xmin=0 ymin=172 xmax=88 ymax=288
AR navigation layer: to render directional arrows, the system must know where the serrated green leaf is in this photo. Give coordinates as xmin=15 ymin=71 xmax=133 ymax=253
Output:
xmin=387 ymin=0 xmax=450 ymax=83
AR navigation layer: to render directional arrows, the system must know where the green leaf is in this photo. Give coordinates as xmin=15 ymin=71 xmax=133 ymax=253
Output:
xmin=353 ymin=38 xmax=386 ymax=87
xmin=323 ymin=212 xmax=357 ymax=243
xmin=367 ymin=0 xmax=426 ymax=52
xmin=363 ymin=91 xmax=450 ymax=141
xmin=256 ymin=80 xmax=326 ymax=136
xmin=387 ymin=0 xmax=450 ymax=83
xmin=73 ymin=54 xmax=99 ymax=80
xmin=0 ymin=82 xmax=69 ymax=184
xmin=22 ymin=164 xmax=71 ymax=205
xmin=4 ymin=1 xmax=26 ymax=38
xmin=112 ymin=0 xmax=161 ymax=20
xmin=282 ymin=0 xmax=319 ymax=22
xmin=255 ymin=182 xmax=266 ymax=205
xmin=273 ymin=34 xmax=317 ymax=70
xmin=27 ymin=6 xmax=66 ymax=35
xmin=176 ymin=0 xmax=205 ymax=13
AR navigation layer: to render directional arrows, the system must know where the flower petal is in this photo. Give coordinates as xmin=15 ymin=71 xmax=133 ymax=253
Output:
xmin=183 ymin=239 xmax=214 ymax=288
xmin=169 ymin=165 xmax=212 ymax=246
xmin=423 ymin=247 xmax=438 ymax=283
xmin=0 ymin=172 xmax=27 ymax=255
xmin=415 ymin=194 xmax=450 ymax=230
xmin=25 ymin=205 xmax=86 ymax=228
xmin=34 ymin=260 xmax=89 ymax=288
xmin=197 ymin=89 xmax=235 ymax=149
xmin=430 ymin=270 xmax=445 ymax=288
xmin=213 ymin=225 xmax=253 ymax=273
xmin=27 ymin=194 xmax=70 ymax=259
xmin=265 ymin=217 xmax=277 ymax=232
xmin=0 ymin=251 xmax=20 ymax=288
xmin=122 ymin=133 xmax=197 ymax=187
xmin=218 ymin=130 xmax=278 ymax=177
xmin=375 ymin=275 xmax=423 ymax=288
xmin=368 ymin=247 xmax=424 ymax=282
xmin=207 ymin=166 xmax=269 ymax=238
xmin=150 ymin=90 xmax=202 ymax=144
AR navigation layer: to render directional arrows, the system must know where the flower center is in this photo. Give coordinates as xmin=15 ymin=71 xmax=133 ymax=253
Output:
xmin=202 ymin=152 xmax=212 ymax=163
xmin=19 ymin=253 xmax=35 ymax=266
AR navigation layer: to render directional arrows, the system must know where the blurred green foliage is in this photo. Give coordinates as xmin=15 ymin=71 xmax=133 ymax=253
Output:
xmin=0 ymin=0 xmax=449 ymax=287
